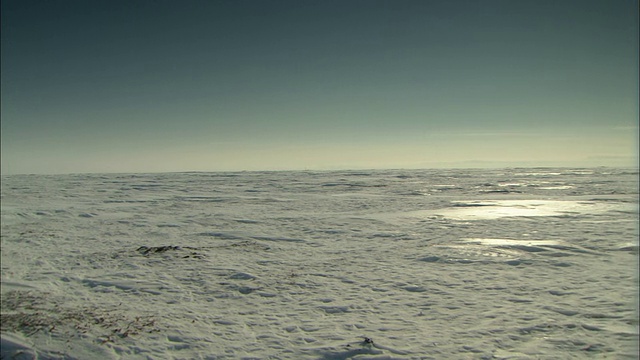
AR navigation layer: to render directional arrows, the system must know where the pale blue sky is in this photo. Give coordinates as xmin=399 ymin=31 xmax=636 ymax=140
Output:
xmin=1 ymin=0 xmax=638 ymax=174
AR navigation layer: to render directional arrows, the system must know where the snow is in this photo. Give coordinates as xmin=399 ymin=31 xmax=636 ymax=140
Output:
xmin=1 ymin=168 xmax=638 ymax=359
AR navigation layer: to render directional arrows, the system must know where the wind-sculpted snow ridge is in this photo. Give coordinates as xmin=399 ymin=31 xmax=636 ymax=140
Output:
xmin=1 ymin=168 xmax=638 ymax=359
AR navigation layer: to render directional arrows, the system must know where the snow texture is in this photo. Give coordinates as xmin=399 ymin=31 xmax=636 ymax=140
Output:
xmin=1 ymin=168 xmax=638 ymax=359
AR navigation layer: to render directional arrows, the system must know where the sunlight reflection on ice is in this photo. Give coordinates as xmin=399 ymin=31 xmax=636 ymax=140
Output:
xmin=461 ymin=238 xmax=562 ymax=247
xmin=408 ymin=200 xmax=637 ymax=220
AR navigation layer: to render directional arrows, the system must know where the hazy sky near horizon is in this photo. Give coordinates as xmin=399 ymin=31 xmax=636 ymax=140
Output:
xmin=1 ymin=0 xmax=638 ymax=174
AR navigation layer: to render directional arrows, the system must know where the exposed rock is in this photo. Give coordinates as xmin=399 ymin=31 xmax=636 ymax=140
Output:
xmin=136 ymin=246 xmax=205 ymax=259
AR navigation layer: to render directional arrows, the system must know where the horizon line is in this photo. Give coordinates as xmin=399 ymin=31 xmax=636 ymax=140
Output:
xmin=2 ymin=164 xmax=637 ymax=177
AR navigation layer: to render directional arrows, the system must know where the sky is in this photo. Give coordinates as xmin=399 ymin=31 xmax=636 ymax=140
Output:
xmin=1 ymin=0 xmax=638 ymax=175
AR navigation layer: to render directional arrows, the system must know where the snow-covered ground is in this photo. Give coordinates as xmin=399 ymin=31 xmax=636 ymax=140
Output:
xmin=1 ymin=168 xmax=638 ymax=359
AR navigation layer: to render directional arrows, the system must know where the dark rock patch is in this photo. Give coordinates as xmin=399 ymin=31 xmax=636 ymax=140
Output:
xmin=136 ymin=246 xmax=205 ymax=259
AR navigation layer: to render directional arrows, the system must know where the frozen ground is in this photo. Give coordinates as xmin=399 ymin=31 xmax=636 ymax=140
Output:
xmin=1 ymin=168 xmax=638 ymax=359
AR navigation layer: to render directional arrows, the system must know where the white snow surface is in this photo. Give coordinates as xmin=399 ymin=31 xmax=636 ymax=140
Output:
xmin=1 ymin=168 xmax=638 ymax=359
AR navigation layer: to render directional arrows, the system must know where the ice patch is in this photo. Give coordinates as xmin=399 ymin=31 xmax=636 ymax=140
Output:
xmin=459 ymin=238 xmax=597 ymax=256
xmin=406 ymin=199 xmax=636 ymax=220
